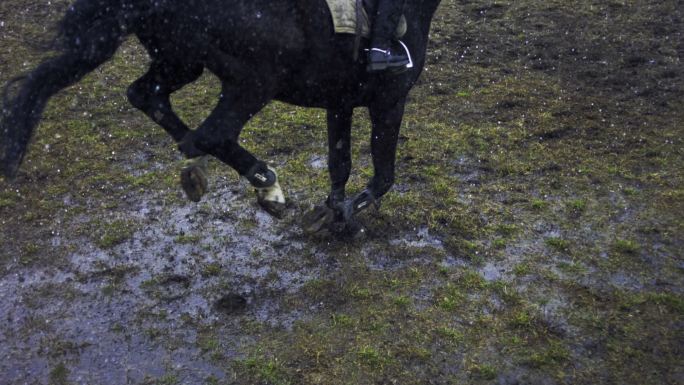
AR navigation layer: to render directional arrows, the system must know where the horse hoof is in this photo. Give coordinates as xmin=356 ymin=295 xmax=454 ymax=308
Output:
xmin=180 ymin=164 xmax=208 ymax=202
xmin=301 ymin=205 xmax=335 ymax=234
xmin=258 ymin=198 xmax=286 ymax=219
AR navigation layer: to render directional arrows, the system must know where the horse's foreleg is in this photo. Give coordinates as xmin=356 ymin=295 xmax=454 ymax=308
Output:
xmin=189 ymin=84 xmax=268 ymax=176
xmin=327 ymin=107 xmax=353 ymax=205
xmin=303 ymin=100 xmax=404 ymax=235
xmin=186 ymin=82 xmax=285 ymax=216
xmin=302 ymin=107 xmax=353 ymax=233
xmin=346 ymin=99 xmax=405 ymax=217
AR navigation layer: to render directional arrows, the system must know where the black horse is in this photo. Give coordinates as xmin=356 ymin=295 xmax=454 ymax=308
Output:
xmin=0 ymin=0 xmax=442 ymax=232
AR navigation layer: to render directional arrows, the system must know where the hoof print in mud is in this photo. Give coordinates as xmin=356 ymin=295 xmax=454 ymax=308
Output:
xmin=154 ymin=274 xmax=191 ymax=301
xmin=214 ymin=293 xmax=247 ymax=314
xmin=180 ymin=164 xmax=208 ymax=202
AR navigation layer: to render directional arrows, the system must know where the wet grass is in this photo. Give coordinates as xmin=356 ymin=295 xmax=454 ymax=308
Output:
xmin=1 ymin=0 xmax=683 ymax=384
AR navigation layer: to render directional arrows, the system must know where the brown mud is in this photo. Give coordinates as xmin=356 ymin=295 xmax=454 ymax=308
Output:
xmin=1 ymin=0 xmax=683 ymax=384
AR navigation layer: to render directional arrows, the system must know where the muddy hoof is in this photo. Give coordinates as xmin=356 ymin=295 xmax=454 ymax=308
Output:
xmin=180 ymin=164 xmax=208 ymax=202
xmin=214 ymin=293 xmax=247 ymax=314
xmin=258 ymin=198 xmax=286 ymax=219
xmin=302 ymin=204 xmax=335 ymax=234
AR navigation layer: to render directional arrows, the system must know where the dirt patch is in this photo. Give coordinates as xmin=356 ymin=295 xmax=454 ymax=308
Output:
xmin=1 ymin=0 xmax=683 ymax=384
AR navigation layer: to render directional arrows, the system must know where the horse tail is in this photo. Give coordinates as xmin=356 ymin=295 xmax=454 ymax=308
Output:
xmin=0 ymin=0 xmax=136 ymax=179
xmin=1 ymin=76 xmax=28 ymax=109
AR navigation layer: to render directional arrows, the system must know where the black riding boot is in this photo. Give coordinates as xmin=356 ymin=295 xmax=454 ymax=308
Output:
xmin=367 ymin=0 xmax=409 ymax=72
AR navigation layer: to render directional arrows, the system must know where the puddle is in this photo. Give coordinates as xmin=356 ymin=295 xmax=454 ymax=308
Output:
xmin=480 ymin=262 xmax=504 ymax=282
xmin=0 ymin=183 xmax=325 ymax=383
xmin=308 ymin=155 xmax=327 ymax=170
xmin=389 ymin=225 xmax=444 ymax=250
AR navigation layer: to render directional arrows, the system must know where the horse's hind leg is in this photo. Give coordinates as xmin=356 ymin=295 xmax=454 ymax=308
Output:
xmin=127 ymin=60 xmax=208 ymax=201
xmin=127 ymin=60 xmax=203 ymax=144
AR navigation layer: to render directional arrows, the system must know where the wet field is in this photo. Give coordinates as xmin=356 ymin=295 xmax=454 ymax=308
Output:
xmin=1 ymin=0 xmax=682 ymax=384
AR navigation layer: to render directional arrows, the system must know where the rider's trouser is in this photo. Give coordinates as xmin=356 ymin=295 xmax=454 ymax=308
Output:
xmin=368 ymin=0 xmax=406 ymax=47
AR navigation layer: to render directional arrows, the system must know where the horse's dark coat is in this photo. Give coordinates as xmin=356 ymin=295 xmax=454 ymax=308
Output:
xmin=0 ymin=0 xmax=442 ymax=225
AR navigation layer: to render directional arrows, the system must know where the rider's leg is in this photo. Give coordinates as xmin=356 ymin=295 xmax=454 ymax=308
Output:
xmin=367 ymin=0 xmax=409 ymax=72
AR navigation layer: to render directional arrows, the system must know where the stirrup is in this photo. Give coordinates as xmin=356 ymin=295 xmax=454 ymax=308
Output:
xmin=366 ymin=40 xmax=414 ymax=73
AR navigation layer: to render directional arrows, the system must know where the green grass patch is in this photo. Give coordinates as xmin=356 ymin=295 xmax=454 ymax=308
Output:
xmin=92 ymin=219 xmax=137 ymax=249
xmin=331 ymin=313 xmax=355 ymax=328
xmin=436 ymin=326 xmax=464 ymax=343
xmin=174 ymin=234 xmax=201 ymax=245
xmin=49 ymin=363 xmax=70 ymax=385
xmin=523 ymin=341 xmax=570 ymax=368
xmin=469 ymin=363 xmax=498 ymax=380
xmin=545 ymin=237 xmax=570 ymax=253
xmin=201 ymin=262 xmax=222 ymax=277
xmin=531 ymin=199 xmax=548 ymax=210
xmin=513 ymin=262 xmax=532 ymax=276
xmin=567 ymin=199 xmax=586 ymax=212
xmin=238 ymin=354 xmax=292 ymax=385
xmin=613 ymin=239 xmax=640 ymax=254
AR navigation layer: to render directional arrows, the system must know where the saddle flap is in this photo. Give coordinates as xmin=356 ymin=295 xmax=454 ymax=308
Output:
xmin=325 ymin=0 xmax=406 ymax=38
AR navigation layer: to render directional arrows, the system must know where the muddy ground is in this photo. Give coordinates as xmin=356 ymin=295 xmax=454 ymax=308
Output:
xmin=0 ymin=0 xmax=682 ymax=384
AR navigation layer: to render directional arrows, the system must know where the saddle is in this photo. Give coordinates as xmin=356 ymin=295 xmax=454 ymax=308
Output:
xmin=325 ymin=0 xmax=407 ymax=39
